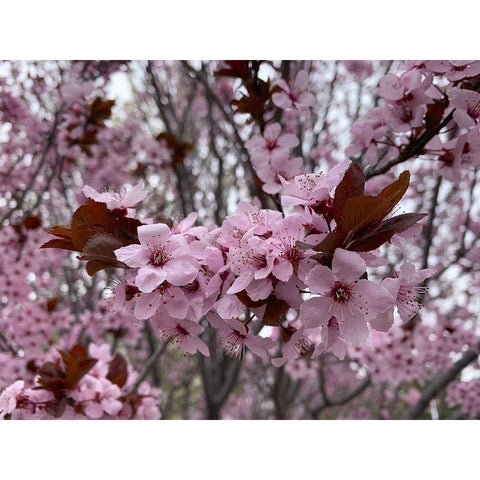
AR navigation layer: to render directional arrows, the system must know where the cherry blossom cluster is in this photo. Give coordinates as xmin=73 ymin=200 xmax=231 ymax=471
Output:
xmin=347 ymin=60 xmax=480 ymax=181
xmin=446 ymin=378 xmax=480 ymax=418
xmin=73 ymin=163 xmax=432 ymax=365
xmin=3 ymin=60 xmax=480 ymax=419
xmin=0 ymin=343 xmax=162 ymax=420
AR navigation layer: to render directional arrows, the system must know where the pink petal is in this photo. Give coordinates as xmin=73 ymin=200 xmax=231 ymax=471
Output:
xmin=136 ymin=265 xmax=168 ymax=292
xmin=164 ymin=290 xmax=190 ymax=319
xmin=272 ymin=92 xmax=292 ymax=109
xmin=166 ymin=234 xmax=189 ymax=257
xmin=164 ymin=257 xmax=198 ymax=286
xmin=354 ymin=279 xmax=394 ymax=318
xmin=227 ymin=272 xmax=254 ymax=294
xmin=298 ymin=297 xmax=331 ymax=328
xmin=134 ymin=291 xmax=162 ymax=319
xmin=369 ymin=308 xmax=394 ymax=332
xmin=298 ymin=92 xmax=315 ymax=107
xmin=246 ymin=278 xmax=273 ymax=301
xmin=273 ymin=258 xmax=293 ymax=282
xmin=114 ymin=244 xmax=148 ymax=268
xmin=123 ymin=183 xmax=148 ymax=206
xmin=332 ymin=249 xmax=366 ymax=284
xmin=293 ymin=70 xmax=309 ymax=91
xmin=305 ymin=265 xmax=335 ymax=295
xmin=339 ymin=316 xmax=369 ymax=346
xmin=277 ymin=133 xmax=300 ymax=149
xmin=264 ymin=123 xmax=281 ymax=142
xmin=138 ymin=223 xmax=171 ymax=248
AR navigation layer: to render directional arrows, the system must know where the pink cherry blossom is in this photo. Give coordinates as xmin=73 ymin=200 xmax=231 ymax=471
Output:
xmin=299 ymin=249 xmax=394 ymax=346
xmin=83 ymin=183 xmax=148 ymax=212
xmin=114 ymin=223 xmax=199 ymax=293
xmin=0 ymin=380 xmax=25 ymax=419
xmin=448 ymin=87 xmax=480 ymax=129
xmin=272 ymin=325 xmax=314 ymax=367
xmin=272 ymin=70 xmax=316 ymax=110
xmin=245 ymin=122 xmax=299 ymax=163
xmin=72 ymin=375 xmax=123 ymax=419
xmin=153 ymin=316 xmax=210 ymax=356
xmin=208 ymin=313 xmax=274 ymax=361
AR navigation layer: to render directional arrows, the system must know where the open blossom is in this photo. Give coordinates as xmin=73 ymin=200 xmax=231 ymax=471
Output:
xmin=373 ymin=262 xmax=432 ymax=328
xmin=299 ymin=249 xmax=394 ymax=346
xmin=245 ymin=122 xmax=299 ymax=163
xmin=448 ymin=87 xmax=480 ymax=129
xmin=208 ymin=313 xmax=274 ymax=361
xmin=272 ymin=325 xmax=314 ymax=367
xmin=272 ymin=70 xmax=316 ymax=109
xmin=153 ymin=315 xmax=210 ymax=356
xmin=132 ymin=285 xmax=189 ymax=320
xmin=83 ymin=183 xmax=148 ymax=212
xmin=268 ymin=215 xmax=316 ymax=282
xmin=71 ymin=375 xmax=123 ymax=419
xmin=114 ymin=223 xmax=199 ymax=293
xmin=255 ymin=150 xmax=304 ymax=194
xmin=280 ymin=160 xmax=349 ymax=208
xmin=0 ymin=380 xmax=25 ymax=419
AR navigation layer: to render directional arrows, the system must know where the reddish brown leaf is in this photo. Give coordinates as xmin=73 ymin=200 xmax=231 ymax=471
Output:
xmin=332 ymin=163 xmax=365 ymax=222
xmin=348 ymin=213 xmax=427 ymax=251
xmin=313 ymin=231 xmax=347 ymax=258
xmin=46 ymin=297 xmax=59 ymax=312
xmin=107 ymin=354 xmax=128 ymax=388
xmin=235 ymin=290 xmax=267 ymax=308
xmin=40 ymin=238 xmax=76 ymax=251
xmin=377 ymin=171 xmax=410 ymax=214
xmin=88 ymin=97 xmax=115 ymax=126
xmin=44 ymin=224 xmax=72 ymax=239
xmin=262 ymin=295 xmax=290 ymax=327
xmin=425 ymin=101 xmax=446 ymax=132
xmin=24 ymin=215 xmax=41 ymax=230
xmin=338 ymin=195 xmax=391 ymax=235
xmin=214 ymin=61 xmax=252 ymax=80
xmin=71 ymin=199 xmax=116 ymax=250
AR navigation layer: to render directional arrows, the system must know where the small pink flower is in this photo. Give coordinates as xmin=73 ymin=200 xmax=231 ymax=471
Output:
xmin=83 ymin=183 xmax=147 ymax=212
xmin=299 ymin=249 xmax=394 ymax=346
xmin=114 ymin=223 xmax=199 ymax=293
xmin=208 ymin=313 xmax=274 ymax=360
xmin=280 ymin=160 xmax=349 ymax=208
xmin=272 ymin=325 xmax=314 ymax=367
xmin=449 ymin=87 xmax=480 ymax=129
xmin=375 ymin=262 xmax=432 ymax=325
xmin=153 ymin=316 xmax=210 ymax=357
xmin=246 ymin=122 xmax=299 ymax=164
xmin=0 ymin=380 xmax=25 ymax=419
xmin=272 ymin=70 xmax=316 ymax=110
xmin=73 ymin=376 xmax=123 ymax=419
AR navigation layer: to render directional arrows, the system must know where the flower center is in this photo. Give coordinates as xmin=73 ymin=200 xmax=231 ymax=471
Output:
xmin=331 ymin=281 xmax=351 ymax=304
xmin=149 ymin=246 xmax=170 ymax=266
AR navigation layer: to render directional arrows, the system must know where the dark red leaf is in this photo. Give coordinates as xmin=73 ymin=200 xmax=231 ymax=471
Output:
xmin=40 ymin=238 xmax=76 ymax=251
xmin=337 ymin=195 xmax=391 ymax=235
xmin=24 ymin=215 xmax=41 ymax=229
xmin=348 ymin=213 xmax=427 ymax=251
xmin=44 ymin=224 xmax=72 ymax=239
xmin=262 ymin=295 xmax=290 ymax=327
xmin=332 ymin=163 xmax=365 ymax=222
xmin=377 ymin=171 xmax=410 ymax=214
xmin=107 ymin=354 xmax=128 ymax=388
xmin=235 ymin=290 xmax=267 ymax=308
xmin=71 ymin=199 xmax=116 ymax=250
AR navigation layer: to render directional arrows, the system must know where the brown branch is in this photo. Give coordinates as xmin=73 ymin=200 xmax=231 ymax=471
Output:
xmin=311 ymin=375 xmax=371 ymax=419
xmin=125 ymin=339 xmax=170 ymax=396
xmin=405 ymin=343 xmax=480 ymax=419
